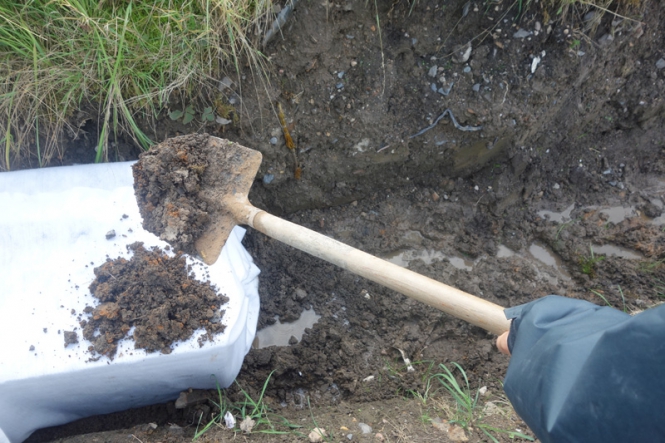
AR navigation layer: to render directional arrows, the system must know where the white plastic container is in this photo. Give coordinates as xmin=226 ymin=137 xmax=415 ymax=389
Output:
xmin=0 ymin=163 xmax=260 ymax=443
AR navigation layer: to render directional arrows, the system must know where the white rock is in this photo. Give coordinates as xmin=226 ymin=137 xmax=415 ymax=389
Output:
xmin=309 ymin=428 xmax=327 ymax=442
xmin=358 ymin=422 xmax=373 ymax=434
xmin=531 ymin=56 xmax=541 ymax=73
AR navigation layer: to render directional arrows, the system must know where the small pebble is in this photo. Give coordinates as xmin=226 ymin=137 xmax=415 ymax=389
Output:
xmin=602 ymin=168 xmax=613 ymax=175
xmin=431 ymin=83 xmax=438 ymax=92
xmin=513 ymin=29 xmax=531 ymax=38
xmin=346 ymin=34 xmax=354 ymax=39
xmin=269 ymin=137 xmax=278 ymax=145
xmin=105 ymin=230 xmax=116 ymax=239
xmin=428 ymin=65 xmax=438 ymax=77
xmin=553 ymin=183 xmax=560 ymax=190
xmin=338 ymin=71 xmax=345 ymax=78
xmin=309 ymin=428 xmax=326 ymax=443
xmin=347 ymin=434 xmax=353 ymax=440
xmin=463 ymin=66 xmax=472 ymax=73
xmin=336 ymin=82 xmax=344 ymax=89
xmin=358 ymin=423 xmax=372 ymax=434
xmin=168 ymin=425 xmax=184 ymax=435
xmin=656 ymin=58 xmax=665 ymax=70
xmin=472 ymin=83 xmax=481 ymax=92
xmin=263 ymin=174 xmax=275 ymax=185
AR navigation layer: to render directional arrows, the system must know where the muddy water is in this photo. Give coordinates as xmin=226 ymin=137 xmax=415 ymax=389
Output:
xmin=527 ymin=242 xmax=572 ymax=282
xmin=384 ymin=249 xmax=474 ymax=271
xmin=591 ymin=244 xmax=644 ymax=260
xmin=253 ymin=308 xmax=321 ymax=349
xmin=539 ymin=203 xmax=665 ymax=226
xmin=537 ymin=203 xmax=576 ymax=223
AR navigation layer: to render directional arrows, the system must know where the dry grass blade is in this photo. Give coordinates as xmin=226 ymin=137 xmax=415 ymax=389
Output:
xmin=0 ymin=0 xmax=275 ymax=170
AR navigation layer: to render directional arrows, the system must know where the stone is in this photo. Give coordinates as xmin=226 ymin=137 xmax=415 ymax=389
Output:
xmin=513 ymin=29 xmax=531 ymax=39
xmin=168 ymin=424 xmax=184 ymax=435
xmin=358 ymin=422 xmax=372 ymax=434
xmin=309 ymin=428 xmax=327 ymax=442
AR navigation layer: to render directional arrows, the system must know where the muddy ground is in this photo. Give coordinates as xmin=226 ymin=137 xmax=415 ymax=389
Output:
xmin=24 ymin=0 xmax=665 ymax=442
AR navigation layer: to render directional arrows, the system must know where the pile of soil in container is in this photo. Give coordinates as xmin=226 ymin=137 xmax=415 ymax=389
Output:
xmin=81 ymin=242 xmax=228 ymax=358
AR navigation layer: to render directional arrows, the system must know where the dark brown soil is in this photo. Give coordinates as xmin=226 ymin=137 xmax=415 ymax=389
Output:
xmin=133 ymin=134 xmax=263 ymax=264
xmin=82 ymin=242 xmax=228 ymax=358
xmin=132 ymin=134 xmax=213 ymax=257
xmin=21 ymin=0 xmax=665 ymax=442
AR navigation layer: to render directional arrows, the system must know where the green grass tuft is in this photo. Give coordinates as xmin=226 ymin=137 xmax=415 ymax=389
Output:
xmin=0 ymin=0 xmax=273 ymax=170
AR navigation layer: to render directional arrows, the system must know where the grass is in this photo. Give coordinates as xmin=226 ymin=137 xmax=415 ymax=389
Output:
xmin=579 ymin=245 xmax=605 ymax=277
xmin=0 ymin=0 xmax=273 ymax=170
xmin=193 ymin=371 xmax=302 ymax=439
xmin=591 ymin=285 xmax=627 ymax=312
xmin=414 ymin=362 xmax=533 ymax=442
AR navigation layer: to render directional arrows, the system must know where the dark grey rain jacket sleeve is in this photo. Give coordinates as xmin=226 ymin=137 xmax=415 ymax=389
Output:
xmin=502 ymin=295 xmax=665 ymax=443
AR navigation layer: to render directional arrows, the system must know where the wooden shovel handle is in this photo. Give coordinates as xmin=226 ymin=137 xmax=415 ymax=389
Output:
xmin=247 ymin=209 xmax=510 ymax=335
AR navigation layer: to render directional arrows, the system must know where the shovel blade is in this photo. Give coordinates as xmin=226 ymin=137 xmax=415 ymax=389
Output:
xmin=133 ymin=135 xmax=262 ymax=265
xmin=195 ymin=137 xmax=263 ymax=264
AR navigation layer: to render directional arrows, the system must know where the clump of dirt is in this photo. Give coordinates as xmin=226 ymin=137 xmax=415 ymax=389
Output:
xmin=82 ymin=242 xmax=228 ymax=358
xmin=133 ymin=133 xmax=262 ymax=264
xmin=132 ymin=133 xmax=213 ymax=256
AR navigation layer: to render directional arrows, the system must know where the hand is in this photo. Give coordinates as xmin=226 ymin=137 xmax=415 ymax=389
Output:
xmin=496 ymin=331 xmax=511 ymax=355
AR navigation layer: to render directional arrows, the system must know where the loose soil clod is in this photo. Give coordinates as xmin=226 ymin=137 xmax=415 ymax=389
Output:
xmin=82 ymin=242 xmax=228 ymax=358
xmin=132 ymin=133 xmax=213 ymax=257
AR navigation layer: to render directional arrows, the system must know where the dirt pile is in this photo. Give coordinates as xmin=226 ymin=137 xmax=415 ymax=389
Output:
xmin=132 ymin=133 xmax=213 ymax=257
xmin=82 ymin=242 xmax=228 ymax=358
xmin=132 ymin=133 xmax=262 ymax=264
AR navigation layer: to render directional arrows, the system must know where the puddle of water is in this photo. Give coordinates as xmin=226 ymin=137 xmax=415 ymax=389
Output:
xmin=385 ymin=249 xmax=473 ymax=271
xmin=253 ymin=308 xmax=321 ymax=349
xmin=496 ymin=245 xmax=515 ymax=258
xmin=591 ymin=244 xmax=643 ymax=260
xmin=537 ymin=203 xmax=575 ymax=223
xmin=599 ymin=206 xmax=638 ymax=224
xmin=527 ymin=242 xmax=572 ymax=281
xmin=538 ymin=203 xmax=665 ymax=226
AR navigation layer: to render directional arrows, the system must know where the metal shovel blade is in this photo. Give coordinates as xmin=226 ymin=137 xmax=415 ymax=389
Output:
xmin=133 ymin=134 xmax=262 ymax=265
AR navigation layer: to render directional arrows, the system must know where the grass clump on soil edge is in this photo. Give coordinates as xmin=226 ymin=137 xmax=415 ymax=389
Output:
xmin=194 ymin=371 xmax=304 ymax=439
xmin=0 ymin=0 xmax=273 ymax=170
xmin=411 ymin=362 xmax=534 ymax=442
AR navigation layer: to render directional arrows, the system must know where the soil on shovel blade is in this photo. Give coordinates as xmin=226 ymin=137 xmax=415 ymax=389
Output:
xmin=82 ymin=242 xmax=228 ymax=358
xmin=132 ymin=133 xmax=213 ymax=257
xmin=23 ymin=0 xmax=665 ymax=442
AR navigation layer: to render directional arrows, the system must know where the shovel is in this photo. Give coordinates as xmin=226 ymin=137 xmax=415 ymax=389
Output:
xmin=134 ymin=136 xmax=510 ymax=335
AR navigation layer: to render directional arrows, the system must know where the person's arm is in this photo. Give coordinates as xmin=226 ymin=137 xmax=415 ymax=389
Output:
xmin=499 ymin=295 xmax=665 ymax=443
